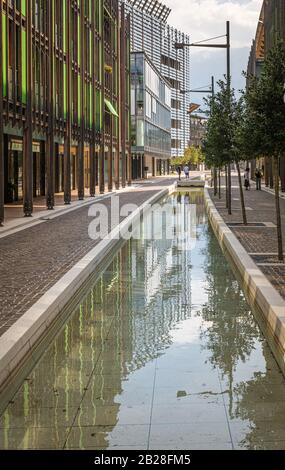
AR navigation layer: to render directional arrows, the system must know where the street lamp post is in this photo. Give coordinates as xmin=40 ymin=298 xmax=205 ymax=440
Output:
xmin=174 ymin=21 xmax=232 ymax=214
xmin=182 ymin=77 xmax=217 ymax=192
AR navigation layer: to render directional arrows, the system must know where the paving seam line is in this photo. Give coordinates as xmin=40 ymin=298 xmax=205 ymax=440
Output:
xmin=204 ymin=188 xmax=285 ymax=373
xmin=0 ymin=184 xmax=176 ymax=394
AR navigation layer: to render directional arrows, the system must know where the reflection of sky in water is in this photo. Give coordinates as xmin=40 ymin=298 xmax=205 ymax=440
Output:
xmin=0 ymin=191 xmax=285 ymax=450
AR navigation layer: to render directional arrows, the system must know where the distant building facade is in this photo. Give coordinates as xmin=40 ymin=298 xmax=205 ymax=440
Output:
xmin=123 ymin=0 xmax=191 ymax=159
xmin=131 ymin=52 xmax=171 ymax=178
xmin=189 ymin=114 xmax=207 ymax=148
xmin=247 ymin=0 xmax=285 ymax=190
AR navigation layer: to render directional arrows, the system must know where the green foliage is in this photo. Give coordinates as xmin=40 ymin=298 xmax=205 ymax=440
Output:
xmin=203 ymin=78 xmax=237 ymax=168
xmin=243 ymin=40 xmax=285 ymax=158
xmin=184 ymin=146 xmax=205 ymax=166
xmin=171 ymin=146 xmax=205 ymax=168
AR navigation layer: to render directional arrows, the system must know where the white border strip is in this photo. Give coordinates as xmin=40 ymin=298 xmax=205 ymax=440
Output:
xmin=204 ymin=188 xmax=285 ymax=367
xmin=0 ymin=184 xmax=176 ymax=391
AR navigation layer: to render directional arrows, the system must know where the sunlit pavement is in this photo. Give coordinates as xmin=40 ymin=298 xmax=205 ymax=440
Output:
xmin=1 ymin=191 xmax=285 ymax=450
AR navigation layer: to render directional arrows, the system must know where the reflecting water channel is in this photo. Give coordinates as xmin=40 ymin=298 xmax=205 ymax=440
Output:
xmin=1 ymin=191 xmax=285 ymax=450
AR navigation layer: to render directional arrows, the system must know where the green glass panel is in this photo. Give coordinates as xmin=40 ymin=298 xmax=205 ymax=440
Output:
xmin=78 ymin=15 xmax=80 ymax=66
xmin=78 ymin=75 xmax=81 ymax=123
xmin=63 ymin=0 xmax=66 ymax=54
xmin=105 ymin=99 xmax=118 ymax=118
xmin=63 ymin=63 xmax=67 ymax=119
xmin=21 ymin=0 xmax=26 ymax=17
xmin=2 ymin=13 xmax=7 ymax=97
xmin=90 ymin=30 xmax=92 ymax=74
xmin=95 ymin=90 xmax=101 ymax=131
xmin=89 ymin=84 xmax=92 ymax=127
xmin=21 ymin=30 xmax=27 ymax=103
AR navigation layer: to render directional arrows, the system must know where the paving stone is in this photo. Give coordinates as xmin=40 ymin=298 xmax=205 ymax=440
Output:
xmin=0 ymin=180 xmax=174 ymax=337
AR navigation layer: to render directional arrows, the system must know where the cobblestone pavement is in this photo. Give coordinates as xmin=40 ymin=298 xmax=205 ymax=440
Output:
xmin=209 ymin=175 xmax=285 ymax=301
xmin=0 ymin=179 xmax=175 ymax=337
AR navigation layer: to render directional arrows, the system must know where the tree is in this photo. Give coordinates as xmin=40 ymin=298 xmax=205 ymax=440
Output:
xmin=184 ymin=146 xmax=204 ymax=168
xmin=232 ymin=97 xmax=248 ymax=225
xmin=203 ymin=79 xmax=250 ymax=223
xmin=244 ymin=40 xmax=285 ymax=260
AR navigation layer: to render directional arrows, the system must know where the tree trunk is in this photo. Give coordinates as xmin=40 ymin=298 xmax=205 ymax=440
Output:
xmin=214 ymin=167 xmax=217 ymax=196
xmin=270 ymin=159 xmax=274 ymax=189
xmin=264 ymin=157 xmax=269 ymax=187
xmin=280 ymin=154 xmax=285 ymax=192
xmin=225 ymin=166 xmax=228 ymax=208
xmin=236 ymin=161 xmax=247 ymax=225
xmin=273 ymin=155 xmax=283 ymax=261
xmin=218 ymin=168 xmax=221 ymax=199
xmin=228 ymin=163 xmax=232 ymax=215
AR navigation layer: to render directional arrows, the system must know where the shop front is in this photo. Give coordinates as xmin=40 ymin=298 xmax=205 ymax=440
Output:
xmin=4 ymin=139 xmax=45 ymax=203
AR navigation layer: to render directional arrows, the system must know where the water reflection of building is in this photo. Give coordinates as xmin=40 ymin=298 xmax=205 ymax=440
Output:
xmin=125 ymin=194 xmax=196 ymax=370
xmin=0 ymin=193 xmax=207 ymax=449
xmin=0 ymin=242 xmax=134 ymax=449
xmin=201 ymin=220 xmax=285 ymax=450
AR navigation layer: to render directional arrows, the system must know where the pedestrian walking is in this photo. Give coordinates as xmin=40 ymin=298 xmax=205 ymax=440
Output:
xmin=183 ymin=165 xmax=190 ymax=179
xmin=184 ymin=192 xmax=190 ymax=204
xmin=244 ymin=167 xmax=250 ymax=191
xmin=255 ymin=168 xmax=262 ymax=191
xmin=177 ymin=166 xmax=182 ymax=181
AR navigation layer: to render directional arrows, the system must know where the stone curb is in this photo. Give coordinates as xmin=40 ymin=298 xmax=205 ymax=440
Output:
xmin=204 ymin=188 xmax=285 ymax=372
xmin=0 ymin=184 xmax=176 ymax=393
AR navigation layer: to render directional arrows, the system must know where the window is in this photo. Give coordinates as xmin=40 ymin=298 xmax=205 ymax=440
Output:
xmin=165 ymin=85 xmax=171 ymax=107
xmin=146 ymin=92 xmax=152 ymax=118
xmin=137 ymin=119 xmax=144 ymax=146
xmin=145 ymin=61 xmax=159 ymax=97
xmin=161 ymin=54 xmax=181 ymax=71
xmin=163 ymin=76 xmax=180 ymax=90
xmin=171 ymin=99 xmax=181 ymax=110
xmin=152 ymin=97 xmax=157 ymax=115
xmin=171 ymin=139 xmax=181 ymax=149
xmin=171 ymin=119 xmax=181 ymax=130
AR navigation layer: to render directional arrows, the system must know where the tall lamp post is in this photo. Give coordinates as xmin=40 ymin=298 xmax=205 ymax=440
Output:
xmin=181 ymin=77 xmax=217 ymax=191
xmin=175 ymin=21 xmax=231 ymax=214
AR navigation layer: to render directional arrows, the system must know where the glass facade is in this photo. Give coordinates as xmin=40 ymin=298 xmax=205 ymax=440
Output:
xmin=123 ymin=0 xmax=191 ymax=158
xmin=0 ymin=0 xmax=132 ymax=222
xmin=131 ymin=52 xmax=171 ymax=178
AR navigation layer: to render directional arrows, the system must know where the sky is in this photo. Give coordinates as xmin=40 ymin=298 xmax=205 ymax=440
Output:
xmin=164 ymin=0 xmax=263 ymax=106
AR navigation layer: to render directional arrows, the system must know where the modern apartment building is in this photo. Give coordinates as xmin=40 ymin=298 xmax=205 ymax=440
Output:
xmin=123 ymin=0 xmax=191 ymax=159
xmin=130 ymin=51 xmax=171 ymax=178
xmin=189 ymin=114 xmax=207 ymax=149
xmin=0 ymin=0 xmax=131 ymax=225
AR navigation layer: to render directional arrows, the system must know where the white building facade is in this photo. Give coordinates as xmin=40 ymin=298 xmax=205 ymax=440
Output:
xmin=123 ymin=0 xmax=191 ymax=158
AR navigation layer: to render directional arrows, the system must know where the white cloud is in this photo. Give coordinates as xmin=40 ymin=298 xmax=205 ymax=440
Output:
xmin=165 ymin=0 xmax=262 ymax=51
xmin=163 ymin=0 xmax=263 ymax=95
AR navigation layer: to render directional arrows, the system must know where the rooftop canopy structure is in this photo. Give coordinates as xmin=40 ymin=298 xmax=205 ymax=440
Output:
xmin=128 ymin=0 xmax=171 ymax=23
